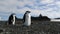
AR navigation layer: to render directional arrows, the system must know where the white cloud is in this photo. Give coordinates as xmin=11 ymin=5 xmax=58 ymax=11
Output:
xmin=55 ymin=1 xmax=60 ymax=7
xmin=0 ymin=0 xmax=17 ymax=12
xmin=40 ymin=0 xmax=54 ymax=4
xmin=0 ymin=0 xmax=60 ymax=20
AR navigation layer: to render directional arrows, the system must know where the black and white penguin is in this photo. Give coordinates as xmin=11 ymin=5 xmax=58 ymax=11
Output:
xmin=23 ymin=11 xmax=31 ymax=26
xmin=8 ymin=13 xmax=16 ymax=25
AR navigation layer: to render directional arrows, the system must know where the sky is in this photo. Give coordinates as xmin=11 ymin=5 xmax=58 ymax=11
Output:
xmin=0 ymin=0 xmax=60 ymax=20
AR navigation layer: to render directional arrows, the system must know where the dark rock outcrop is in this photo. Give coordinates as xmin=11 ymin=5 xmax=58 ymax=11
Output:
xmin=55 ymin=18 xmax=60 ymax=19
xmin=31 ymin=14 xmax=51 ymax=21
xmin=39 ymin=14 xmax=50 ymax=21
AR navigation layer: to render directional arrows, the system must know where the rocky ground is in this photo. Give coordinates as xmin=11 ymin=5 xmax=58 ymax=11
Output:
xmin=0 ymin=20 xmax=60 ymax=34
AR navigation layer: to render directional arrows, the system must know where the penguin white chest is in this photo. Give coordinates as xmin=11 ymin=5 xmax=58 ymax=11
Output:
xmin=12 ymin=15 xmax=15 ymax=25
xmin=24 ymin=13 xmax=31 ymax=26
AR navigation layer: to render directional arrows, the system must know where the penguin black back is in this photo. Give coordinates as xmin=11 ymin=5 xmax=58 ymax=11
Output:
xmin=23 ymin=13 xmax=26 ymax=23
xmin=8 ymin=14 xmax=13 ymax=24
xmin=8 ymin=13 xmax=16 ymax=25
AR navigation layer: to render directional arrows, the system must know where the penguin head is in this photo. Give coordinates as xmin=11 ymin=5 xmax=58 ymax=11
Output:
xmin=26 ymin=11 xmax=31 ymax=13
xmin=11 ymin=13 xmax=16 ymax=16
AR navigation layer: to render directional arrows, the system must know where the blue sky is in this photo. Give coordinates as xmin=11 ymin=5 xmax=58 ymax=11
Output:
xmin=0 ymin=0 xmax=60 ymax=20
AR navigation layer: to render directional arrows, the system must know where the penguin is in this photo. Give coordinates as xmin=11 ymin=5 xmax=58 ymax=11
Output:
xmin=8 ymin=13 xmax=16 ymax=25
xmin=23 ymin=11 xmax=31 ymax=26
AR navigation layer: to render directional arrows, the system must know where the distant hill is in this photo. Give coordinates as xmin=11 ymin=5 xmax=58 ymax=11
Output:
xmin=55 ymin=18 xmax=60 ymax=19
xmin=31 ymin=14 xmax=51 ymax=21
